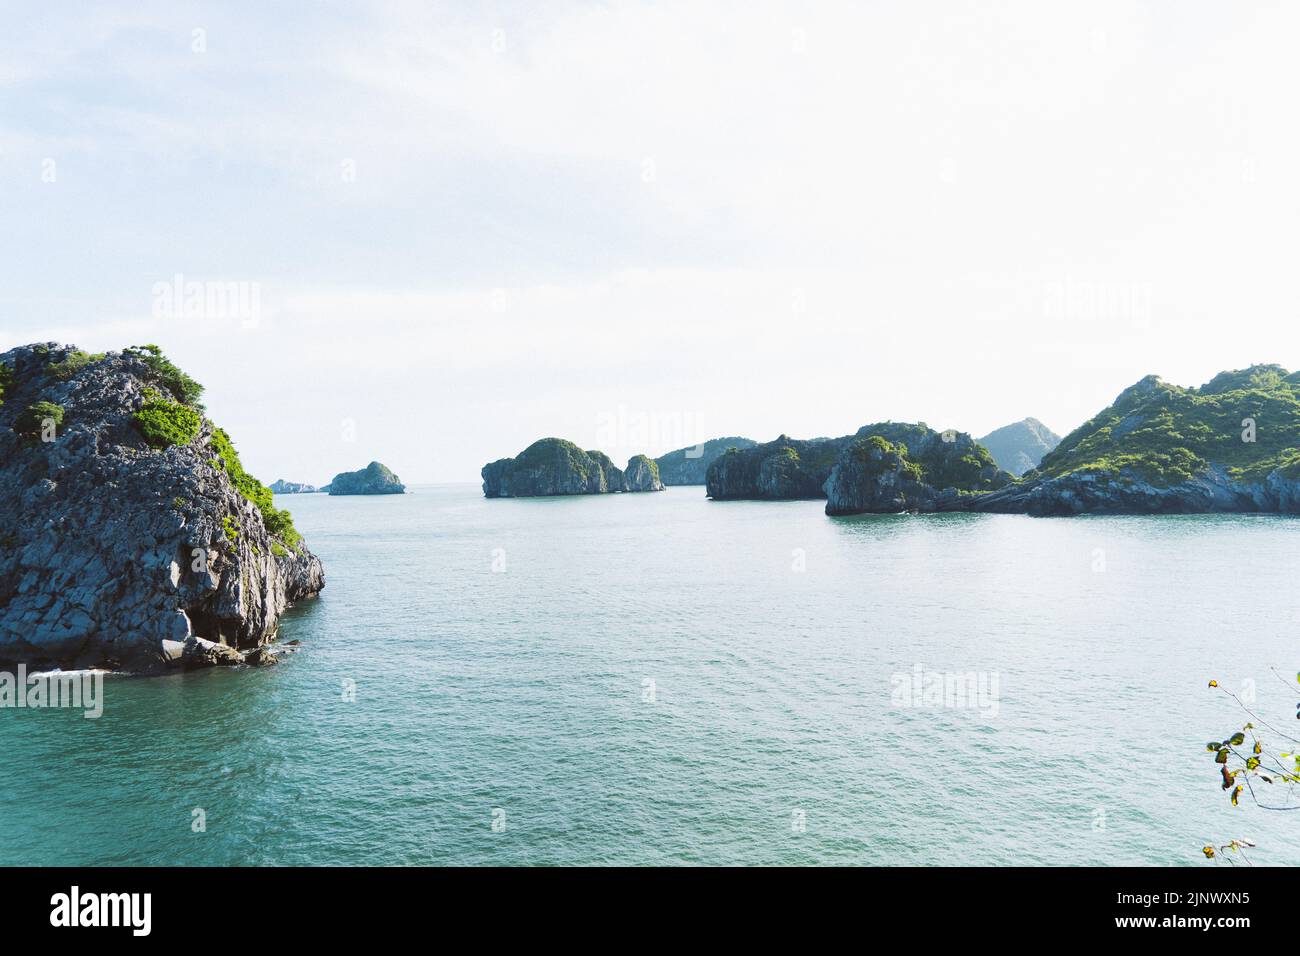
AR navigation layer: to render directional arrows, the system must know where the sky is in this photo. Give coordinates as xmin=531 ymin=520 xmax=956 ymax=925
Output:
xmin=2 ymin=1 xmax=1298 ymax=483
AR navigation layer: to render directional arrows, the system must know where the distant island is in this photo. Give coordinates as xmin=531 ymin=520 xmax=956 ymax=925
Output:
xmin=977 ymin=418 xmax=1061 ymax=477
xmin=0 ymin=343 xmax=323 ymax=673
xmin=654 ymin=436 xmax=757 ymax=485
xmin=701 ymin=423 xmax=1011 ymax=513
xmin=482 ymin=369 xmax=1300 ymax=516
xmin=482 ymin=438 xmax=664 ymax=496
xmin=270 ymin=479 xmax=320 ymax=495
xmin=328 ymin=461 xmax=406 ymax=495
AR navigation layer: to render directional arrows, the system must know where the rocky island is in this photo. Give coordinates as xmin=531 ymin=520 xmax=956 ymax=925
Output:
xmin=270 ymin=479 xmax=319 ymax=494
xmin=823 ymin=427 xmax=1011 ymax=515
xmin=482 ymin=438 xmax=664 ymax=496
xmin=327 ymin=461 xmax=405 ymax=495
xmin=706 ymin=423 xmax=1010 ymax=509
xmin=654 ymin=436 xmax=757 ymax=485
xmin=0 ymin=343 xmax=324 ymax=673
xmin=971 ymin=365 xmax=1300 ymax=515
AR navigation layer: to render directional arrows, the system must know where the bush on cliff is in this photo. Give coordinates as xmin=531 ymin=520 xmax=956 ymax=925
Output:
xmin=209 ymin=426 xmax=301 ymax=548
xmin=132 ymin=396 xmax=201 ymax=449
xmin=46 ymin=350 xmax=105 ymax=381
xmin=123 ymin=344 xmax=205 ymax=408
xmin=15 ymin=401 xmax=64 ymax=437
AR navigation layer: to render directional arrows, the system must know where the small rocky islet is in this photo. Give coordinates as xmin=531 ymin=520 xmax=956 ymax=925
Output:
xmin=326 ymin=461 xmax=406 ymax=495
xmin=269 ymin=479 xmax=320 ymax=495
xmin=482 ymin=438 xmax=664 ymax=497
xmin=271 ymin=462 xmax=407 ymax=496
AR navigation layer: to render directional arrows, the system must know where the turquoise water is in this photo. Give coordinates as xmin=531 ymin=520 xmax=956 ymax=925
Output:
xmin=2 ymin=484 xmax=1298 ymax=866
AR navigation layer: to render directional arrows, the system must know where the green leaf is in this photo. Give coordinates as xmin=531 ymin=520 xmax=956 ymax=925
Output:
xmin=1229 ymin=733 xmax=1246 ymax=746
xmin=1215 ymin=749 xmax=1230 ymax=764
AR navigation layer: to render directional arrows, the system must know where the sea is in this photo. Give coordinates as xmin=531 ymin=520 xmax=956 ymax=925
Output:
xmin=2 ymin=484 xmax=1297 ymax=866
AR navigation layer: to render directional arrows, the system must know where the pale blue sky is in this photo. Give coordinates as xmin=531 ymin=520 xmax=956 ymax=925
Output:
xmin=3 ymin=1 xmax=1298 ymax=482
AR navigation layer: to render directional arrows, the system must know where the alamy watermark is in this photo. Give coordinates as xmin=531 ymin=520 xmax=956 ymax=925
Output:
xmin=595 ymin=405 xmax=708 ymax=457
xmin=890 ymin=664 xmax=999 ymax=720
xmin=151 ymin=273 xmax=261 ymax=327
xmin=0 ymin=666 xmax=104 ymax=718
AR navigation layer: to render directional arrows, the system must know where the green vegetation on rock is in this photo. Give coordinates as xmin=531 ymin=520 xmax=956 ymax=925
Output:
xmin=1035 ymin=365 xmax=1300 ymax=487
xmin=15 ymin=401 xmax=64 ymax=437
xmin=708 ymin=423 xmax=1006 ymax=501
xmin=47 ymin=350 xmax=105 ymax=381
xmin=132 ymin=396 xmax=201 ymax=449
xmin=123 ymin=344 xmax=205 ymax=407
xmin=210 ymin=427 xmax=301 ymax=547
xmin=0 ymin=361 xmax=12 ymax=407
xmin=517 ymin=438 xmax=593 ymax=482
xmin=327 ymin=460 xmax=406 ymax=495
xmin=482 ymin=438 xmax=662 ymax=496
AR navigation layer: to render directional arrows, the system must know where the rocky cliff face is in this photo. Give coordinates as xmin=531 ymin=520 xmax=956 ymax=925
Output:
xmin=327 ymin=461 xmax=405 ymax=495
xmin=823 ymin=426 xmax=1010 ymax=515
xmin=706 ymin=435 xmax=840 ymax=500
xmin=654 ymin=436 xmax=757 ymax=485
xmin=481 ymin=438 xmax=665 ymax=497
xmin=586 ymin=451 xmax=624 ymax=492
xmin=0 ymin=344 xmax=324 ymax=673
xmin=977 ymin=418 xmax=1061 ymax=477
xmin=623 ymin=454 xmax=664 ymax=492
xmin=969 ymin=465 xmax=1300 ymax=516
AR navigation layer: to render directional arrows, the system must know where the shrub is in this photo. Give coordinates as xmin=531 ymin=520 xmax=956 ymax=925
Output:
xmin=0 ymin=362 xmax=12 ymax=406
xmin=47 ymin=350 xmax=104 ymax=381
xmin=132 ymin=397 xmax=201 ymax=449
xmin=123 ymin=344 xmax=205 ymax=407
xmin=15 ymin=401 xmax=64 ymax=437
xmin=209 ymin=427 xmax=301 ymax=548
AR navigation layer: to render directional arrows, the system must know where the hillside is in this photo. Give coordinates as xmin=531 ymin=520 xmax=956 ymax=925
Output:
xmin=707 ymin=423 xmax=1010 ymax=503
xmin=977 ymin=418 xmax=1061 ymax=476
xmin=976 ymin=365 xmax=1300 ymax=514
xmin=654 ymin=436 xmax=757 ymax=485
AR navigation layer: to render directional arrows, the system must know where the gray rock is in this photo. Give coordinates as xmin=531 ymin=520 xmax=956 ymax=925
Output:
xmin=622 ymin=455 xmax=664 ymax=492
xmin=0 ymin=343 xmax=325 ymax=673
